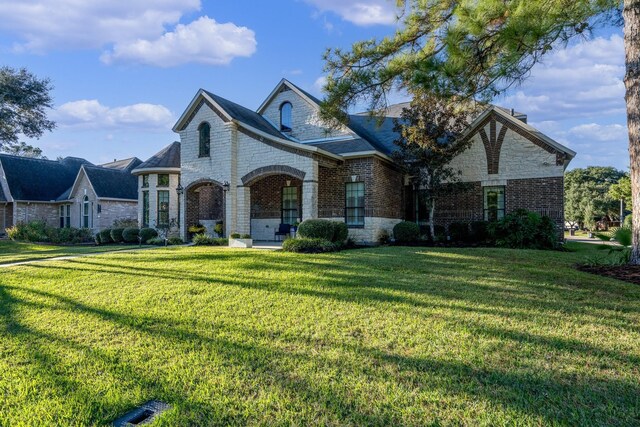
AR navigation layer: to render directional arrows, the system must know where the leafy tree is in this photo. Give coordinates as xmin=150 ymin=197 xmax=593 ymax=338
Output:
xmin=392 ymin=90 xmax=476 ymax=240
xmin=1 ymin=141 xmax=45 ymax=158
xmin=0 ymin=66 xmax=55 ymax=151
xmin=564 ymin=167 xmax=626 ymax=228
xmin=609 ymin=174 xmax=632 ymax=221
xmin=321 ymin=0 xmax=640 ymax=263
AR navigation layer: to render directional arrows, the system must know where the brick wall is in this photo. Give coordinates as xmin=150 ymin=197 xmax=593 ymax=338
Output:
xmin=250 ymin=175 xmax=302 ymax=219
xmin=14 ymin=202 xmax=59 ymax=227
xmin=186 ymin=183 xmax=224 ymax=229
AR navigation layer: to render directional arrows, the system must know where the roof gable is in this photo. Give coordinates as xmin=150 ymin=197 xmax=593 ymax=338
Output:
xmin=134 ymin=141 xmax=181 ymax=172
xmin=82 ymin=165 xmax=139 ymax=200
xmin=0 ymin=155 xmax=92 ymax=201
xmin=257 ymin=79 xmax=323 ymax=115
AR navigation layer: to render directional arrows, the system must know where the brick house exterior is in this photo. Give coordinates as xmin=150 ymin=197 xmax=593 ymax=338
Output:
xmin=168 ymin=79 xmax=575 ymax=243
xmin=0 ymin=155 xmax=140 ymax=234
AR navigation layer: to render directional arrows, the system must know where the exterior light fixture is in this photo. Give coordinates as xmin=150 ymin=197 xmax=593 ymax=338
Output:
xmin=176 ymin=183 xmax=184 ymax=195
xmin=222 ymin=181 xmax=230 ymax=192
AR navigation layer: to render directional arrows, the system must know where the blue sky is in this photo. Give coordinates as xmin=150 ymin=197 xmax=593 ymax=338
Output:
xmin=0 ymin=0 xmax=629 ymax=171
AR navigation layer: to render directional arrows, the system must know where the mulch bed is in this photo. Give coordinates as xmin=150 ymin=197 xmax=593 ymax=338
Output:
xmin=576 ymin=264 xmax=640 ymax=285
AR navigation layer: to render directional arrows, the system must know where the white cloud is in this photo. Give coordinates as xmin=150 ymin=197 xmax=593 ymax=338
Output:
xmin=568 ymin=123 xmax=628 ymax=142
xmin=500 ymin=34 xmax=626 ymax=121
xmin=0 ymin=0 xmax=200 ymax=52
xmin=100 ymin=16 xmax=256 ymax=67
xmin=305 ymin=0 xmax=399 ymax=26
xmin=313 ymin=76 xmax=328 ymax=94
xmin=53 ymin=100 xmax=174 ymax=130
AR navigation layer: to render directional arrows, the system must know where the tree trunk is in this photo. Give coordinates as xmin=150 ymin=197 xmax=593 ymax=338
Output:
xmin=624 ymin=0 xmax=640 ymax=264
xmin=429 ymin=197 xmax=436 ymax=241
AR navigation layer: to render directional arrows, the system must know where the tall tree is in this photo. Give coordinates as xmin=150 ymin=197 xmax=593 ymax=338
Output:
xmin=392 ymin=90 xmax=476 ymax=240
xmin=609 ymin=174 xmax=632 ymax=221
xmin=0 ymin=66 xmax=55 ymax=151
xmin=321 ymin=0 xmax=640 ymax=263
xmin=564 ymin=167 xmax=625 ymax=228
xmin=2 ymin=141 xmax=45 ymax=158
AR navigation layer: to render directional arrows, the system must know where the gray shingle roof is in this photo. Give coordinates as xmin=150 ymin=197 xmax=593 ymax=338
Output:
xmin=0 ymin=154 xmax=92 ymax=201
xmin=83 ymin=165 xmax=139 ymax=200
xmin=204 ymin=90 xmax=287 ymax=139
xmin=136 ymin=141 xmax=181 ymax=170
xmin=309 ymin=138 xmax=377 ymax=155
xmin=100 ymin=157 xmax=142 ymax=171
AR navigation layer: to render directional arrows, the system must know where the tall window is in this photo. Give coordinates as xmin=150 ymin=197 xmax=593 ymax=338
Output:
xmin=281 ymin=186 xmax=298 ymax=225
xmin=157 ymin=174 xmax=169 ymax=187
xmin=280 ymin=102 xmax=292 ymax=132
xmin=82 ymin=196 xmax=90 ymax=228
xmin=198 ymin=122 xmax=211 ymax=157
xmin=157 ymin=190 xmax=170 ymax=226
xmin=142 ymin=191 xmax=150 ymax=227
xmin=142 ymin=175 xmax=149 ymax=188
xmin=59 ymin=206 xmax=65 ymax=228
xmin=484 ymin=186 xmax=505 ymax=221
xmin=345 ymin=182 xmax=365 ymax=227
xmin=65 ymin=205 xmax=70 ymax=228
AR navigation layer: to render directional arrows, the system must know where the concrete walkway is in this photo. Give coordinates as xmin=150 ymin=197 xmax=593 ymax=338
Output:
xmin=565 ymin=235 xmax=620 ymax=246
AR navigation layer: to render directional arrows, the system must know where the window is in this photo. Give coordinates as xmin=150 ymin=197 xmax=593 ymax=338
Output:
xmin=157 ymin=190 xmax=170 ymax=226
xmin=142 ymin=191 xmax=150 ymax=227
xmin=65 ymin=205 xmax=70 ymax=228
xmin=484 ymin=186 xmax=505 ymax=221
xmin=345 ymin=182 xmax=365 ymax=227
xmin=157 ymin=174 xmax=169 ymax=187
xmin=281 ymin=186 xmax=298 ymax=225
xmin=280 ymin=102 xmax=292 ymax=132
xmin=142 ymin=175 xmax=149 ymax=188
xmin=59 ymin=206 xmax=65 ymax=228
xmin=82 ymin=196 xmax=90 ymax=228
xmin=198 ymin=122 xmax=211 ymax=157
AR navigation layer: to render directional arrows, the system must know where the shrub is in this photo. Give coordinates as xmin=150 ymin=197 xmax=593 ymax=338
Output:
xmin=110 ymin=228 xmax=125 ymax=243
xmin=167 ymin=236 xmax=184 ymax=245
xmin=147 ymin=237 xmax=165 ymax=246
xmin=188 ymin=224 xmax=206 ymax=234
xmin=139 ymin=227 xmax=158 ymax=244
xmin=6 ymin=220 xmax=48 ymax=242
xmin=192 ymin=234 xmax=229 ymax=246
xmin=434 ymin=224 xmax=446 ymax=242
xmin=95 ymin=232 xmax=102 ymax=245
xmin=46 ymin=227 xmax=93 ymax=244
xmin=332 ymin=222 xmax=349 ymax=243
xmin=214 ymin=223 xmax=224 ymax=236
xmin=99 ymin=228 xmax=113 ymax=244
xmin=297 ymin=219 xmax=335 ymax=241
xmin=230 ymin=233 xmax=241 ymax=238
xmin=448 ymin=222 xmax=469 ymax=242
xmin=469 ymin=221 xmax=489 ymax=242
xmin=624 ymin=215 xmax=633 ymax=229
xmin=241 ymin=234 xmax=251 ymax=239
xmin=112 ymin=218 xmax=138 ymax=228
xmin=488 ymin=209 xmax=558 ymax=249
xmin=375 ymin=228 xmax=391 ymax=245
xmin=393 ymin=221 xmax=420 ymax=243
xmin=282 ymin=237 xmax=337 ymax=253
xmin=122 ymin=227 xmax=140 ymax=243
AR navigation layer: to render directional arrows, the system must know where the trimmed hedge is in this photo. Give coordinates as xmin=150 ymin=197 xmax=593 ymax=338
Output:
xmin=332 ymin=222 xmax=349 ymax=243
xmin=110 ymin=228 xmax=125 ymax=243
xmin=470 ymin=221 xmax=489 ymax=242
xmin=393 ymin=221 xmax=420 ymax=243
xmin=282 ymin=237 xmax=336 ymax=253
xmin=122 ymin=227 xmax=140 ymax=243
xmin=99 ymin=228 xmax=114 ymax=244
xmin=147 ymin=237 xmax=165 ymax=246
xmin=448 ymin=222 xmax=469 ymax=242
xmin=5 ymin=221 xmax=93 ymax=244
xmin=167 ymin=236 xmax=184 ymax=245
xmin=297 ymin=219 xmax=335 ymax=241
xmin=192 ymin=234 xmax=228 ymax=246
xmin=139 ymin=228 xmax=158 ymax=244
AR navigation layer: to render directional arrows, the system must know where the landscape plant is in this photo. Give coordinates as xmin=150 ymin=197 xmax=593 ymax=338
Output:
xmin=393 ymin=221 xmax=420 ymax=243
xmin=138 ymin=228 xmax=158 ymax=244
xmin=488 ymin=209 xmax=558 ymax=250
xmin=99 ymin=229 xmax=113 ymax=244
xmin=282 ymin=237 xmax=336 ymax=253
xmin=110 ymin=228 xmax=125 ymax=243
xmin=122 ymin=228 xmax=140 ymax=243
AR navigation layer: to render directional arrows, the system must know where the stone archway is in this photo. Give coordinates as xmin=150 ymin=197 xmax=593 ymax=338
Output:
xmin=185 ymin=179 xmax=224 ymax=239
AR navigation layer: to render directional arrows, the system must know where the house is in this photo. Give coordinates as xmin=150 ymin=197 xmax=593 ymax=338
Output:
xmin=0 ymin=154 xmax=141 ymax=233
xmin=164 ymin=79 xmax=575 ymax=243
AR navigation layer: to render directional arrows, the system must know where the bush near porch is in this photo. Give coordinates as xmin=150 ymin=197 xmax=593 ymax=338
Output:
xmin=6 ymin=220 xmax=93 ymax=244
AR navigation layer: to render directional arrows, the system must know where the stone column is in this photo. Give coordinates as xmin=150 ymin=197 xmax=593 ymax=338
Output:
xmin=236 ymin=186 xmax=251 ymax=235
xmin=302 ymin=161 xmax=319 ymax=220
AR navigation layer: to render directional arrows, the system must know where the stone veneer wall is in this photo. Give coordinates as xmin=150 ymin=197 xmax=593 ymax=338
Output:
xmin=138 ymin=173 xmax=180 ymax=230
xmin=96 ymin=200 xmax=138 ymax=230
xmin=0 ymin=203 xmax=13 ymax=233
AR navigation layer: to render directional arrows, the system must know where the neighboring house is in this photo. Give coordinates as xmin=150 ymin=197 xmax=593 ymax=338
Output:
xmin=0 ymin=154 xmax=141 ymax=234
xmin=170 ymin=78 xmax=575 ymax=243
xmin=131 ymin=141 xmax=181 ymax=230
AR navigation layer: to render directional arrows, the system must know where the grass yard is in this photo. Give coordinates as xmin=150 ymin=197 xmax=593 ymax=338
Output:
xmin=1 ymin=243 xmax=639 ymax=425
xmin=0 ymin=240 xmax=134 ymax=265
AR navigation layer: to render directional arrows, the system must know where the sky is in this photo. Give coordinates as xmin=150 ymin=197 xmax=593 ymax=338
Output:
xmin=0 ymin=0 xmax=629 ymax=171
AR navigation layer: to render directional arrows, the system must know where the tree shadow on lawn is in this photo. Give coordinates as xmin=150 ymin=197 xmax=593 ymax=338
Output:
xmin=2 ymin=283 xmax=640 ymax=425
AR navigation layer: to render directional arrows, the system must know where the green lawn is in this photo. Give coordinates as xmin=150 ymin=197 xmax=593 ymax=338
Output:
xmin=0 ymin=240 xmax=134 ymax=264
xmin=1 ymin=243 xmax=639 ymax=425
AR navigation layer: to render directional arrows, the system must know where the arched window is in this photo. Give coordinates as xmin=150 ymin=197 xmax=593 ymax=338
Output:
xmin=82 ymin=196 xmax=90 ymax=228
xmin=198 ymin=122 xmax=210 ymax=157
xmin=280 ymin=102 xmax=292 ymax=132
